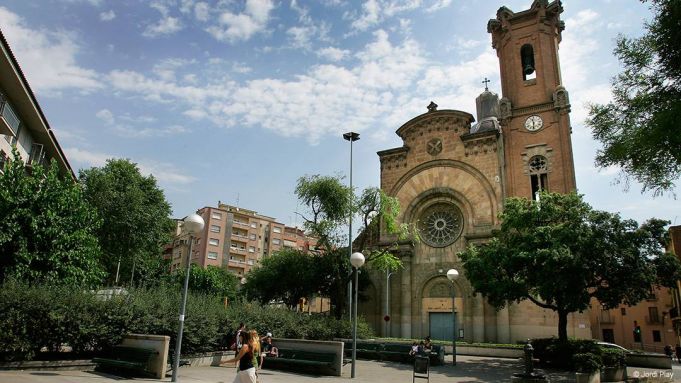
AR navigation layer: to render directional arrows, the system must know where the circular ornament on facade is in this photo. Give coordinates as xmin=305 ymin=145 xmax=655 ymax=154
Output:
xmin=418 ymin=203 xmax=463 ymax=247
xmin=427 ymin=138 xmax=443 ymax=156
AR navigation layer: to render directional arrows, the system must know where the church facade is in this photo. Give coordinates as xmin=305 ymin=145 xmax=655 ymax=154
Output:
xmin=360 ymin=0 xmax=591 ymax=343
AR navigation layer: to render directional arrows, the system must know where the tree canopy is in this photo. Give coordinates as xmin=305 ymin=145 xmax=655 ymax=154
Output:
xmin=79 ymin=159 xmax=175 ymax=286
xmin=293 ymin=175 xmax=412 ymax=318
xmin=0 ymin=150 xmax=104 ymax=287
xmin=459 ymin=192 xmax=681 ymax=341
xmin=586 ymin=0 xmax=681 ymax=195
xmin=168 ymin=265 xmax=240 ymax=302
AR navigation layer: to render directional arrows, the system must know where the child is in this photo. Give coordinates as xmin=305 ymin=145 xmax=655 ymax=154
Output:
xmin=409 ymin=341 xmax=418 ymax=356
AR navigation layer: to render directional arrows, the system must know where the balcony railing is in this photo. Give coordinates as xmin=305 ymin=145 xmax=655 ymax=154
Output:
xmin=645 ymin=315 xmax=662 ymax=325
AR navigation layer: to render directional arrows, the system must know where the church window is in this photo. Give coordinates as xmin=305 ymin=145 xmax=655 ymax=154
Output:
xmin=521 ymin=44 xmax=536 ymax=81
xmin=529 ymin=155 xmax=548 ymax=200
xmin=418 ymin=203 xmax=463 ymax=247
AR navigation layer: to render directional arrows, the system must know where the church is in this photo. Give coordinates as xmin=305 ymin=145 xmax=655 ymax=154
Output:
xmin=359 ymin=0 xmax=592 ymax=343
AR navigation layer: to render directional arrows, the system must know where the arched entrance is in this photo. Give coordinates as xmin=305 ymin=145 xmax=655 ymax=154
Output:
xmin=420 ymin=275 xmax=465 ymax=341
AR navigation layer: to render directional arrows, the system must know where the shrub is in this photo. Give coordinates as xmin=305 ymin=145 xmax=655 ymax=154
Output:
xmin=572 ymin=353 xmax=602 ymax=373
xmin=0 ymin=281 xmax=373 ymax=362
xmin=601 ymin=348 xmax=626 ymax=368
xmin=531 ymin=337 xmax=601 ymax=370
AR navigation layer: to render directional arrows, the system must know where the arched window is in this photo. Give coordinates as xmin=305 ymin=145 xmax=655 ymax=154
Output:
xmin=528 ymin=155 xmax=548 ymax=200
xmin=520 ymin=44 xmax=536 ymax=81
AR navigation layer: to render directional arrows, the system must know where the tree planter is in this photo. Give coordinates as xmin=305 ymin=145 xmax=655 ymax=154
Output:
xmin=576 ymin=371 xmax=601 ymax=383
xmin=601 ymin=366 xmax=626 ymax=382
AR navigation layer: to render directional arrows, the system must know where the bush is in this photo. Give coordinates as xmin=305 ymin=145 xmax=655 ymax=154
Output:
xmin=572 ymin=353 xmax=602 ymax=373
xmin=531 ymin=337 xmax=601 ymax=370
xmin=601 ymin=348 xmax=626 ymax=368
xmin=0 ymin=281 xmax=373 ymax=362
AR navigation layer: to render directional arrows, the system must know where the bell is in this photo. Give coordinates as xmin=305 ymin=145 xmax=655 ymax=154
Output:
xmin=524 ymin=63 xmax=535 ymax=75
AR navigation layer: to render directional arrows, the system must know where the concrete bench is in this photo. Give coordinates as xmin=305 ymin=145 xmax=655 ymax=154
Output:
xmin=93 ymin=345 xmax=158 ymax=376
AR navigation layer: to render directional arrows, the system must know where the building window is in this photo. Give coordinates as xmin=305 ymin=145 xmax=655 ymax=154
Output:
xmin=652 ymin=330 xmax=661 ymax=342
xmin=209 ymin=238 xmax=219 ymax=246
xmin=249 ymin=246 xmax=255 ymax=253
xmin=250 ymin=222 xmax=257 ymax=228
xmin=208 ymin=251 xmax=218 ymax=260
xmin=0 ymin=150 xmax=7 ymax=172
xmin=210 ymin=225 xmax=220 ymax=233
xmin=250 ymin=233 xmax=256 ymax=240
xmin=212 ymin=212 xmax=222 ymax=220
xmin=520 ymin=43 xmax=536 ymax=81
xmin=529 ymin=155 xmax=548 ymax=200
xmin=273 ymin=227 xmax=282 ymax=233
xmin=620 ymin=307 xmax=626 ymax=316
xmin=272 ymin=238 xmax=281 ymax=245
xmin=649 ymin=307 xmax=660 ymax=323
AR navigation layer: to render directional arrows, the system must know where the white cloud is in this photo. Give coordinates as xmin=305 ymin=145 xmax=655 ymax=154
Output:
xmin=0 ymin=7 xmax=102 ymax=94
xmin=206 ymin=0 xmax=274 ymax=43
xmin=114 ymin=124 xmax=190 ymax=138
xmin=317 ymin=47 xmax=350 ymax=62
xmin=143 ymin=16 xmax=183 ymax=37
xmin=425 ymin=0 xmax=451 ymax=13
xmin=350 ymin=0 xmax=424 ymax=31
xmin=99 ymin=10 xmax=116 ymax=21
xmin=96 ymin=109 xmax=115 ymax=125
xmin=194 ymin=2 xmax=210 ymax=22
xmin=66 ymin=147 xmax=195 ymax=184
xmin=232 ymin=62 xmax=252 ymax=74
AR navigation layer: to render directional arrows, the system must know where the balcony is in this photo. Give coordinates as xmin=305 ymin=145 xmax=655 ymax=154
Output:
xmin=599 ymin=315 xmax=615 ymax=324
xmin=0 ymin=99 xmax=19 ymax=137
xmin=645 ymin=315 xmax=663 ymax=325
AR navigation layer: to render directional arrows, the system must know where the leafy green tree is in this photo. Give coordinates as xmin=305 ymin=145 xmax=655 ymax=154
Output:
xmin=586 ymin=0 xmax=681 ymax=195
xmin=459 ymin=192 xmax=681 ymax=341
xmin=169 ymin=265 xmax=239 ymax=301
xmin=0 ymin=150 xmax=104 ymax=287
xmin=79 ymin=159 xmax=174 ymax=286
xmin=294 ymin=175 xmax=413 ymax=318
xmin=243 ymin=248 xmax=319 ymax=308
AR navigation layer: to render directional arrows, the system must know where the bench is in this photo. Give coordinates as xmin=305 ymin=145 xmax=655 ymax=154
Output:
xmin=262 ymin=348 xmax=336 ymax=374
xmin=344 ymin=342 xmax=444 ymax=366
xmin=93 ymin=345 xmax=159 ymax=376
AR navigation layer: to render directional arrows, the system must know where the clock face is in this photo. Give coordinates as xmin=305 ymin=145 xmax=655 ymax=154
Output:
xmin=525 ymin=115 xmax=543 ymax=131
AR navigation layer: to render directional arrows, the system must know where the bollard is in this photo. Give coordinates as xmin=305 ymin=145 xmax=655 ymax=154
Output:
xmin=523 ymin=341 xmax=534 ymax=375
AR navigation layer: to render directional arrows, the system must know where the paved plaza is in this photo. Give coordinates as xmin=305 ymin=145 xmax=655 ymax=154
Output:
xmin=1 ymin=355 xmax=679 ymax=383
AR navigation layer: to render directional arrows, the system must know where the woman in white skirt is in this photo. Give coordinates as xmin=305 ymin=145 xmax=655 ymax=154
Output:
xmin=220 ymin=330 xmax=259 ymax=383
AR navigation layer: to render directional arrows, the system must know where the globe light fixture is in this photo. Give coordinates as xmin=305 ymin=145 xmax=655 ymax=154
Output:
xmin=447 ymin=268 xmax=459 ymax=366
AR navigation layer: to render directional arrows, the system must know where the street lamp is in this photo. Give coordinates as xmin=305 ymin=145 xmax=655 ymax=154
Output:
xmin=384 ymin=270 xmax=395 ymax=337
xmin=447 ymin=268 xmax=459 ymax=366
xmin=343 ymin=132 xmax=360 ymax=372
xmin=172 ymin=213 xmax=205 ymax=382
xmin=350 ymin=251 xmax=365 ymax=378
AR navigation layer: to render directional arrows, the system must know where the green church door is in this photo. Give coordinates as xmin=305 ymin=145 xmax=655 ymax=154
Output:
xmin=429 ymin=312 xmax=456 ymax=341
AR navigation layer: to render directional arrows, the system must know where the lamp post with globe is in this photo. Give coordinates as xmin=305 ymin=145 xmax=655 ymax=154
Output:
xmin=447 ymin=268 xmax=459 ymax=366
xmin=171 ymin=213 xmax=204 ymax=382
xmin=350 ymin=251 xmax=365 ymax=378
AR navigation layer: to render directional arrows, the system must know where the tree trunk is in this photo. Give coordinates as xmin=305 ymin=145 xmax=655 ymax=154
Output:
xmin=558 ymin=310 xmax=568 ymax=342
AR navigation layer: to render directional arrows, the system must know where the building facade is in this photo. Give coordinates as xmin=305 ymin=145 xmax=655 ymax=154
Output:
xmin=0 ymin=30 xmax=74 ymax=178
xmin=168 ymin=202 xmax=316 ymax=277
xmin=362 ymin=1 xmax=591 ymax=343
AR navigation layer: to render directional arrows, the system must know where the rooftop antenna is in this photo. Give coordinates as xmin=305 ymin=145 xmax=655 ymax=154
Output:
xmin=236 ymin=193 xmax=240 ymax=209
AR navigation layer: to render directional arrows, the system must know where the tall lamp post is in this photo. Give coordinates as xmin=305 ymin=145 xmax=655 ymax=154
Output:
xmin=350 ymin=251 xmax=365 ymax=378
xmin=343 ymin=132 xmax=360 ymax=367
xmin=384 ymin=270 xmax=394 ymax=337
xmin=447 ymin=269 xmax=459 ymax=366
xmin=172 ymin=213 xmax=205 ymax=382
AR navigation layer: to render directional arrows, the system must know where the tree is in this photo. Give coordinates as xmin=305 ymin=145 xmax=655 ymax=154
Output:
xmin=459 ymin=192 xmax=681 ymax=342
xmin=168 ymin=265 xmax=239 ymax=302
xmin=79 ymin=159 xmax=175 ymax=286
xmin=243 ymin=248 xmax=319 ymax=308
xmin=586 ymin=0 xmax=681 ymax=195
xmin=0 ymin=150 xmax=104 ymax=287
xmin=294 ymin=175 xmax=413 ymax=318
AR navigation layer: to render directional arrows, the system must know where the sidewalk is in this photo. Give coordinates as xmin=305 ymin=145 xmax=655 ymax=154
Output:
xmin=0 ymin=355 xmax=676 ymax=382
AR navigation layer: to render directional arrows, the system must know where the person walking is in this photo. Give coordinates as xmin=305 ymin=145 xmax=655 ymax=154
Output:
xmin=675 ymin=344 xmax=681 ymax=363
xmin=220 ymin=330 xmax=258 ymax=383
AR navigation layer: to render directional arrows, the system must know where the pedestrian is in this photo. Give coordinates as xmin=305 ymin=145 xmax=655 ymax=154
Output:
xmin=675 ymin=344 xmax=681 ymax=363
xmin=664 ymin=345 xmax=673 ymax=360
xmin=232 ymin=322 xmax=246 ymax=351
xmin=220 ymin=330 xmax=258 ymax=383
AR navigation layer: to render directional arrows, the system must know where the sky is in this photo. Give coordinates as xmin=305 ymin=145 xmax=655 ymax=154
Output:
xmin=0 ymin=0 xmax=679 ymax=228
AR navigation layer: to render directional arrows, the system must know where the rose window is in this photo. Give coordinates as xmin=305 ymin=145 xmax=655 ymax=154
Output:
xmin=418 ymin=203 xmax=463 ymax=247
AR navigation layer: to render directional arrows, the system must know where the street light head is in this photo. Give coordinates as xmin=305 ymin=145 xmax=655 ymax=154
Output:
xmin=447 ymin=268 xmax=459 ymax=282
xmin=350 ymin=252 xmax=365 ymax=268
xmin=343 ymin=132 xmax=360 ymax=142
xmin=183 ymin=213 xmax=205 ymax=235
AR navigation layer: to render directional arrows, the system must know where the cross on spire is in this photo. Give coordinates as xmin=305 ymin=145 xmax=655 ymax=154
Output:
xmin=482 ymin=77 xmax=491 ymax=91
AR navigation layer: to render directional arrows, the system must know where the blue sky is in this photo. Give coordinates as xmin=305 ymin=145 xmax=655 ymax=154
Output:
xmin=1 ymin=0 xmax=679 ymax=228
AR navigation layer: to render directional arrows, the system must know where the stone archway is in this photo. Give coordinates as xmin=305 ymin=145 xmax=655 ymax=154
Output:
xmin=417 ymin=272 xmax=471 ymax=341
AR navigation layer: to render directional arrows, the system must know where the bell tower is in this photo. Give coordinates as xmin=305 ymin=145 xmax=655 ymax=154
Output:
xmin=488 ymin=0 xmax=576 ymax=199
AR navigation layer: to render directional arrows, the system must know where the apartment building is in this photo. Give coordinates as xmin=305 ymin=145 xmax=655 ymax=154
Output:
xmin=0 ymin=30 xmax=74 ymax=178
xmin=168 ymin=202 xmax=317 ymax=277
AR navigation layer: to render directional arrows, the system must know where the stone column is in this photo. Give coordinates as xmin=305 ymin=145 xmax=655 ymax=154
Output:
xmin=496 ymin=303 xmax=511 ymax=344
xmin=400 ymin=255 xmax=412 ymax=338
xmin=473 ymin=293 xmax=485 ymax=342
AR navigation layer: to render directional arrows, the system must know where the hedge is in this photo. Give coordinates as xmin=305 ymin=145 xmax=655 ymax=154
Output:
xmin=0 ymin=281 xmax=372 ymax=361
xmin=531 ymin=337 xmax=601 ymax=370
